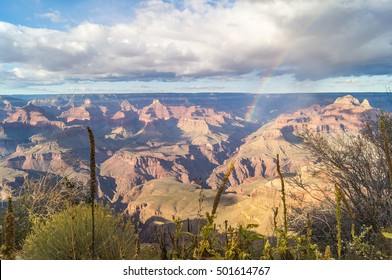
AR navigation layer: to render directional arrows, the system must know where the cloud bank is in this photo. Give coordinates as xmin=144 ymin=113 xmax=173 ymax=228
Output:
xmin=0 ymin=0 xmax=391 ymax=87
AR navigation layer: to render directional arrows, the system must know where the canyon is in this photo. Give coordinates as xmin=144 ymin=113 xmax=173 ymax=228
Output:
xmin=0 ymin=93 xmax=385 ymax=234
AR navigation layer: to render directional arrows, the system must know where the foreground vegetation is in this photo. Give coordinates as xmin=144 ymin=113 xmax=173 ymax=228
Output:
xmin=22 ymin=203 xmax=137 ymax=260
xmin=1 ymin=119 xmax=392 ymax=260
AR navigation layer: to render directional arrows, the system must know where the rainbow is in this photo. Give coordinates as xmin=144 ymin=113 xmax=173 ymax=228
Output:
xmin=245 ymin=0 xmax=333 ymax=123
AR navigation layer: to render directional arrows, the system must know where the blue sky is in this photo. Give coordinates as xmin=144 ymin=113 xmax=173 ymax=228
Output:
xmin=0 ymin=0 xmax=391 ymax=94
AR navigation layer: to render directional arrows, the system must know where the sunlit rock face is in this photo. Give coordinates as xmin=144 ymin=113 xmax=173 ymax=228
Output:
xmin=207 ymin=95 xmax=376 ymax=189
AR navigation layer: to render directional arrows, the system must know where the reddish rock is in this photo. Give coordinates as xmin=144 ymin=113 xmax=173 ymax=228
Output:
xmin=207 ymin=95 xmax=377 ymax=189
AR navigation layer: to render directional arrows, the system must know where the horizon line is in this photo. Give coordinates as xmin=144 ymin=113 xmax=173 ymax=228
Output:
xmin=0 ymin=91 xmax=389 ymax=97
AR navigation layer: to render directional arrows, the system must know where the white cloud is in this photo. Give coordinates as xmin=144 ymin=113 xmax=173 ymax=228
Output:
xmin=37 ymin=10 xmax=66 ymax=23
xmin=0 ymin=0 xmax=392 ymax=87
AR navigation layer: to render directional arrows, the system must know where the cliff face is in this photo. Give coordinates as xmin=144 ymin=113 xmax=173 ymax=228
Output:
xmin=59 ymin=106 xmax=91 ymax=122
xmin=0 ymin=126 xmax=6 ymax=138
xmin=139 ymin=99 xmax=172 ymax=121
xmin=2 ymin=142 xmax=71 ymax=173
xmin=273 ymin=95 xmax=374 ymax=134
xmin=99 ymin=143 xmax=219 ymax=202
xmin=100 ymin=151 xmax=176 ymax=186
xmin=207 ymin=95 xmax=376 ymax=189
xmin=4 ymin=103 xmax=64 ymax=128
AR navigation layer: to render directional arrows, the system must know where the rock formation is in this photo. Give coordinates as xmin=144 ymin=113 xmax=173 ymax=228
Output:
xmin=207 ymin=95 xmax=376 ymax=189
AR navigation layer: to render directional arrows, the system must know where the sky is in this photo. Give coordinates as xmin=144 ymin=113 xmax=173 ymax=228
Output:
xmin=0 ymin=0 xmax=391 ymax=95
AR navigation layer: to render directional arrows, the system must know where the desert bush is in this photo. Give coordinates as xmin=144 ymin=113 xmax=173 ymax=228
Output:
xmin=223 ymin=223 xmax=264 ymax=260
xmin=0 ymin=175 xmax=88 ymax=250
xmin=138 ymin=243 xmax=161 ymax=260
xmin=295 ymin=119 xmax=392 ymax=255
xmin=1 ymin=197 xmax=15 ymax=260
xmin=261 ymin=155 xmax=323 ymax=260
xmin=18 ymin=174 xmax=88 ymax=220
xmin=344 ymin=225 xmax=386 ymax=260
xmin=21 ymin=203 xmax=138 ymax=260
xmin=289 ymin=116 xmax=392 ymax=258
xmin=300 ymin=128 xmax=392 ymax=231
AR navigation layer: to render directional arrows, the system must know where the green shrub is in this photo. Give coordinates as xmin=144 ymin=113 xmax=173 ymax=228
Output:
xmin=2 ymin=197 xmax=15 ymax=260
xmin=21 ymin=203 xmax=138 ymax=260
xmin=0 ymin=175 xmax=88 ymax=251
